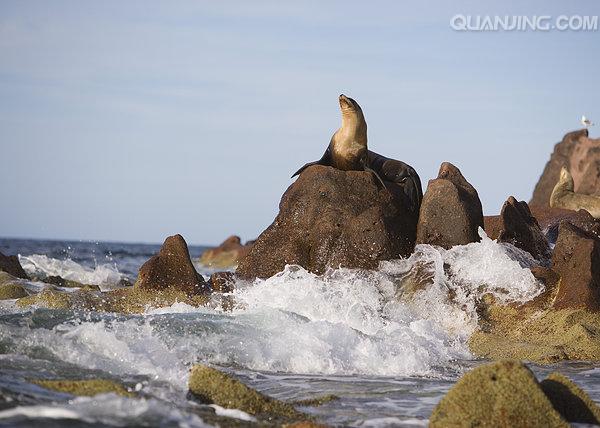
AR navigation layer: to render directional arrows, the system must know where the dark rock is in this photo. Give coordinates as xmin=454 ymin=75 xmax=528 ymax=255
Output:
xmin=209 ymin=271 xmax=235 ymax=293
xmin=531 ymin=129 xmax=600 ymax=207
xmin=551 ymin=221 xmax=600 ymax=310
xmin=0 ymin=252 xmax=29 ymax=280
xmin=416 ymin=162 xmax=484 ymax=249
xmin=530 ymin=206 xmax=600 ymax=244
xmin=199 ymin=235 xmax=254 ymax=269
xmin=495 ymin=197 xmax=550 ymax=260
xmin=135 ymin=234 xmax=209 ymax=295
xmin=236 ymin=165 xmax=418 ymax=279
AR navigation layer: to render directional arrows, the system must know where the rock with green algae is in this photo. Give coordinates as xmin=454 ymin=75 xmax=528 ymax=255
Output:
xmin=188 ymin=364 xmax=305 ymax=421
xmin=430 ymin=360 xmax=568 ymax=427
xmin=430 ymin=360 xmax=600 ymax=427
xmin=0 ymin=272 xmax=28 ymax=299
xmin=16 ymin=287 xmax=73 ymax=309
xmin=31 ymin=379 xmax=134 ymax=397
xmin=469 ymin=305 xmax=600 ymax=363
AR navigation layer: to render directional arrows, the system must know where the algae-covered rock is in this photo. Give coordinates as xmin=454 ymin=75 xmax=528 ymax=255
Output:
xmin=101 ymin=287 xmax=209 ymax=314
xmin=541 ymin=372 xmax=600 ymax=424
xmin=31 ymin=379 xmax=134 ymax=397
xmin=0 ymin=272 xmax=28 ymax=299
xmin=40 ymin=275 xmax=99 ymax=290
xmin=291 ymin=394 xmax=339 ymax=407
xmin=16 ymin=287 xmax=73 ymax=309
xmin=469 ymin=306 xmax=600 ymax=363
xmin=188 ymin=364 xmax=304 ymax=420
xmin=430 ymin=360 xmax=569 ymax=427
xmin=199 ymin=236 xmax=253 ymax=269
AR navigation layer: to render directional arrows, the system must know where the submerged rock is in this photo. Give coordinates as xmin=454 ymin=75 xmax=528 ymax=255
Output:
xmin=38 ymin=275 xmax=98 ymax=290
xmin=430 ymin=360 xmax=600 ymax=427
xmin=0 ymin=252 xmax=29 ymax=280
xmin=416 ymin=162 xmax=483 ymax=249
xmin=199 ymin=236 xmax=253 ymax=269
xmin=31 ymin=379 xmax=134 ymax=397
xmin=237 ymin=165 xmax=418 ymax=279
xmin=188 ymin=364 xmax=304 ymax=421
xmin=531 ymin=129 xmax=600 ymax=207
xmin=135 ymin=234 xmax=209 ymax=295
xmin=551 ymin=221 xmax=600 ymax=310
xmin=0 ymin=272 xmax=28 ymax=299
xmin=489 ymin=197 xmax=550 ymax=260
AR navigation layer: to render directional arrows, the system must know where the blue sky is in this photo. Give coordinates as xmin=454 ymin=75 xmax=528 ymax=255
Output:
xmin=0 ymin=1 xmax=599 ymax=245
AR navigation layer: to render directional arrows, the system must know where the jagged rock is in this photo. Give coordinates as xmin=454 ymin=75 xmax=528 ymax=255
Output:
xmin=237 ymin=165 xmax=418 ymax=279
xmin=135 ymin=234 xmax=209 ymax=295
xmin=188 ymin=364 xmax=304 ymax=420
xmin=489 ymin=197 xmax=550 ymax=260
xmin=416 ymin=162 xmax=483 ymax=249
xmin=531 ymin=129 xmax=600 ymax=206
xmin=0 ymin=252 xmax=29 ymax=280
xmin=551 ymin=221 xmax=600 ymax=310
xmin=209 ymin=271 xmax=235 ymax=293
xmin=430 ymin=360 xmax=600 ymax=427
xmin=199 ymin=236 xmax=253 ymax=269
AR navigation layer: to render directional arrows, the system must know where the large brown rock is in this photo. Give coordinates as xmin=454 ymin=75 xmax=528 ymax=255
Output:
xmin=416 ymin=162 xmax=483 ymax=249
xmin=530 ymin=129 xmax=600 ymax=207
xmin=136 ymin=234 xmax=209 ymax=295
xmin=551 ymin=221 xmax=600 ymax=310
xmin=199 ymin=235 xmax=253 ymax=269
xmin=492 ymin=197 xmax=550 ymax=260
xmin=236 ymin=165 xmax=418 ymax=279
xmin=0 ymin=252 xmax=29 ymax=280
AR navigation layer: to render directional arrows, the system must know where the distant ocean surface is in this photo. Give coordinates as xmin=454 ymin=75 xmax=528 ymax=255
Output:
xmin=1 ymin=236 xmax=600 ymax=427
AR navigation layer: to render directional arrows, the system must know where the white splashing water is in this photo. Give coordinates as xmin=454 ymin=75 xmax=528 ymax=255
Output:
xmin=18 ymin=254 xmax=123 ymax=289
xmin=2 ymin=230 xmax=544 ymax=384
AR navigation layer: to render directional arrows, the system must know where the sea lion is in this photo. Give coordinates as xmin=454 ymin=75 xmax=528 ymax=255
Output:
xmin=550 ymin=167 xmax=600 ymax=218
xmin=292 ymin=94 xmax=423 ymax=210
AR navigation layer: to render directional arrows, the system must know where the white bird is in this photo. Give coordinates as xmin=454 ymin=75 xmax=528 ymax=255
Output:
xmin=581 ymin=115 xmax=594 ymax=128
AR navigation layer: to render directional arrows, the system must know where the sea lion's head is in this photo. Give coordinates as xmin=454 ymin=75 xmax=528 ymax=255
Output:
xmin=338 ymin=94 xmax=362 ymax=114
xmin=338 ymin=94 xmax=366 ymax=132
xmin=559 ymin=166 xmax=574 ymax=190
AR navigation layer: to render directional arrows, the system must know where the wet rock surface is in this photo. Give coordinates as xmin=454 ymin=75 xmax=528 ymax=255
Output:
xmin=135 ymin=234 xmax=209 ymax=295
xmin=237 ymin=165 xmax=419 ymax=279
xmin=416 ymin=162 xmax=483 ymax=249
xmin=0 ymin=251 xmax=29 ymax=279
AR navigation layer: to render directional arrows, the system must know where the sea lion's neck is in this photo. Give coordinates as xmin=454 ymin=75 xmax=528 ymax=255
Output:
xmin=340 ymin=112 xmax=367 ymax=145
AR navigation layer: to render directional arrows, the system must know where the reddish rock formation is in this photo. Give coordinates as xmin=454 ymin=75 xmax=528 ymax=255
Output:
xmin=136 ymin=234 xmax=209 ymax=295
xmin=486 ymin=197 xmax=550 ymax=260
xmin=236 ymin=165 xmax=418 ymax=279
xmin=0 ymin=252 xmax=29 ymax=280
xmin=199 ymin=236 xmax=253 ymax=269
xmin=551 ymin=222 xmax=600 ymax=310
xmin=416 ymin=162 xmax=484 ymax=249
xmin=531 ymin=129 xmax=600 ymax=207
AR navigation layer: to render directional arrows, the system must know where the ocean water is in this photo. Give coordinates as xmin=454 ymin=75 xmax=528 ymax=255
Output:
xmin=1 ymin=234 xmax=600 ymax=427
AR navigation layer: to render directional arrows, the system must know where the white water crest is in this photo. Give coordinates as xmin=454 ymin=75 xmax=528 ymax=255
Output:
xmin=19 ymin=254 xmax=123 ymax=289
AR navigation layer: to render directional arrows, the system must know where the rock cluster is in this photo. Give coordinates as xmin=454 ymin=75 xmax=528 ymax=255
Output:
xmin=237 ymin=165 xmax=419 ymax=279
xmin=430 ymin=360 xmax=600 ymax=427
xmin=531 ymin=129 xmax=600 ymax=206
xmin=416 ymin=162 xmax=483 ymax=249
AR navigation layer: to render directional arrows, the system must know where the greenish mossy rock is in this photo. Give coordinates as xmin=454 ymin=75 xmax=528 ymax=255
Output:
xmin=100 ymin=287 xmax=210 ymax=314
xmin=469 ymin=306 xmax=600 ymax=363
xmin=541 ymin=372 xmax=600 ymax=425
xmin=188 ymin=364 xmax=304 ymax=421
xmin=39 ymin=275 xmax=99 ymax=290
xmin=31 ymin=379 xmax=134 ymax=397
xmin=430 ymin=360 xmax=569 ymax=427
xmin=0 ymin=272 xmax=28 ymax=299
xmin=16 ymin=287 xmax=73 ymax=309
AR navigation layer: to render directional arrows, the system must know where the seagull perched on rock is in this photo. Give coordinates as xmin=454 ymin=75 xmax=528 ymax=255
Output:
xmin=582 ymin=115 xmax=594 ymax=128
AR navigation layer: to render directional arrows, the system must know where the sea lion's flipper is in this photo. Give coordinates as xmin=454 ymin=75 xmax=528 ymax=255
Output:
xmin=291 ymin=146 xmax=333 ymax=178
